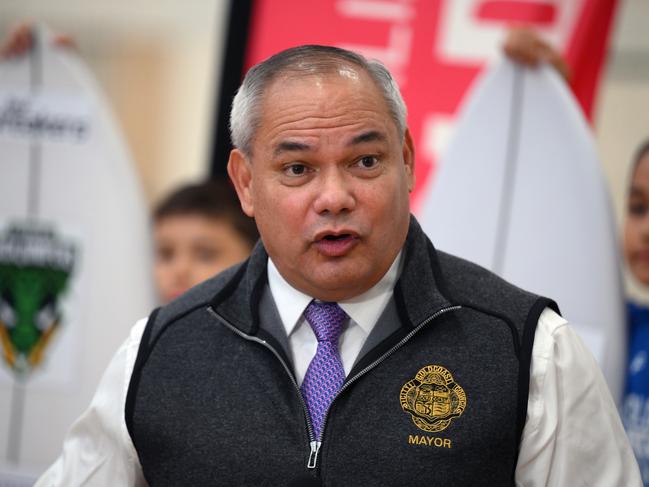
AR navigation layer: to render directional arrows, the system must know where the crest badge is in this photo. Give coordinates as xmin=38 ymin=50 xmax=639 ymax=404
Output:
xmin=400 ymin=364 xmax=466 ymax=433
xmin=0 ymin=223 xmax=76 ymax=376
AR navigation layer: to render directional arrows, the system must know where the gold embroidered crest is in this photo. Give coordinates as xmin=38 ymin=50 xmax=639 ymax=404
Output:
xmin=400 ymin=365 xmax=466 ymax=433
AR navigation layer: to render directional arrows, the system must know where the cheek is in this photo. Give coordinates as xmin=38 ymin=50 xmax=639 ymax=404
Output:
xmin=255 ymin=191 xmax=309 ymax=237
xmin=623 ymin=235 xmax=634 ymax=271
xmin=625 ymin=220 xmax=639 ymax=254
xmin=367 ymin=182 xmax=409 ymax=226
xmin=193 ymin=262 xmax=223 ymax=281
xmin=153 ymin=265 xmax=174 ymax=294
xmin=154 ymin=260 xmax=171 ymax=278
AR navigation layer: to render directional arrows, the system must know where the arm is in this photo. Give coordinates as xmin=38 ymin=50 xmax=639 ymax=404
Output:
xmin=515 ymin=308 xmax=641 ymax=486
xmin=34 ymin=319 xmax=148 ymax=487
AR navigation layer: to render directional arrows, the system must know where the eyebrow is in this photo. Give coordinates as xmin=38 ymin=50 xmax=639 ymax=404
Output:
xmin=272 ymin=130 xmax=387 ymax=157
xmin=273 ymin=141 xmax=311 ymax=157
xmin=348 ymin=130 xmax=386 ymax=146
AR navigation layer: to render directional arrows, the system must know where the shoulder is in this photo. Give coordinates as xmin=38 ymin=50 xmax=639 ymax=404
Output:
xmin=400 ymin=217 xmax=556 ymax=328
xmin=532 ymin=307 xmax=570 ymax=356
xmin=148 ymin=261 xmax=247 ymax=338
xmin=435 ymin=249 xmax=546 ymax=313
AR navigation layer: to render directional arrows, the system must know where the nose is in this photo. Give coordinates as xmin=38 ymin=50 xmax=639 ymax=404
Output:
xmin=171 ymin=254 xmax=192 ymax=287
xmin=312 ymin=168 xmax=356 ymax=215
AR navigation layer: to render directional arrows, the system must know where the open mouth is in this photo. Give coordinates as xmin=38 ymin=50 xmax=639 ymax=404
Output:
xmin=323 ymin=234 xmax=351 ymax=241
xmin=315 ymin=233 xmax=359 ymax=257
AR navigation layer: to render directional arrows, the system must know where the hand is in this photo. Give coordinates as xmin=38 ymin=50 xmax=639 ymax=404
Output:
xmin=0 ymin=21 xmax=76 ymax=59
xmin=503 ymin=27 xmax=569 ymax=81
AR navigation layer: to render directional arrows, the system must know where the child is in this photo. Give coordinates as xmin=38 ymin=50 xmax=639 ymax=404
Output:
xmin=152 ymin=179 xmax=258 ymax=303
xmin=623 ymin=139 xmax=649 ymax=483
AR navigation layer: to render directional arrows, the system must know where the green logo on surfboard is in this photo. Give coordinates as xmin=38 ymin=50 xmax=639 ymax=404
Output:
xmin=0 ymin=223 xmax=76 ymax=376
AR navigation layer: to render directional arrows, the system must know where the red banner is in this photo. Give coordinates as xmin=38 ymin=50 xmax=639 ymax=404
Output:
xmin=245 ymin=0 xmax=618 ymax=208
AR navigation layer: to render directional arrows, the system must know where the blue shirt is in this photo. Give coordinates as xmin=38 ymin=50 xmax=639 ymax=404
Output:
xmin=623 ymin=301 xmax=649 ymax=485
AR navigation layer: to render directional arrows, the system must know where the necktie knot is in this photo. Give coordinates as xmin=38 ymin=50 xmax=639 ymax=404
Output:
xmin=304 ymin=301 xmax=347 ymax=343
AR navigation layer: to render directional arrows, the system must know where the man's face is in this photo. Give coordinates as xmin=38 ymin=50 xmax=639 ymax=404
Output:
xmin=228 ymin=68 xmax=414 ymax=301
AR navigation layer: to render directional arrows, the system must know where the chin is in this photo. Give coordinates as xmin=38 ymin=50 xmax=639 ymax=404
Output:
xmin=316 ymin=274 xmax=378 ymax=301
xmin=630 ymin=262 xmax=649 ymax=287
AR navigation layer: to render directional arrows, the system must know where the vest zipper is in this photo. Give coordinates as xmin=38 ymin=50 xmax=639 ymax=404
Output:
xmin=207 ymin=304 xmax=461 ymax=472
xmin=206 ymin=307 xmax=318 ymax=466
xmin=314 ymin=305 xmax=462 ymax=464
xmin=308 ymin=441 xmax=321 ymax=468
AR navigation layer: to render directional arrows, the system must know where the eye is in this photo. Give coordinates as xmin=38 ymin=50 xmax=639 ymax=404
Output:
xmin=629 ymin=199 xmax=649 ymax=217
xmin=195 ymin=247 xmax=218 ymax=263
xmin=156 ymin=245 xmax=175 ymax=262
xmin=355 ymin=155 xmax=379 ymax=169
xmin=283 ymin=163 xmax=310 ymax=177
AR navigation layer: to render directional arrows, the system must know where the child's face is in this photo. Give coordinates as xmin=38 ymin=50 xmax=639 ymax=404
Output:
xmin=625 ymin=152 xmax=649 ymax=286
xmin=154 ymin=214 xmax=252 ymax=303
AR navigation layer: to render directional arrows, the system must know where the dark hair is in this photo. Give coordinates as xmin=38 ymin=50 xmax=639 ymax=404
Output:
xmin=153 ymin=179 xmax=258 ymax=248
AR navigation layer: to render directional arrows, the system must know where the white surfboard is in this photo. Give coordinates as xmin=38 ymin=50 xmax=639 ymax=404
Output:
xmin=417 ymin=59 xmax=626 ymax=404
xmin=0 ymin=29 xmax=155 ymax=482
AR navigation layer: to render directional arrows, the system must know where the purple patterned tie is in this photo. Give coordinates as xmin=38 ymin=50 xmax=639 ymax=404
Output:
xmin=300 ymin=300 xmax=347 ymax=440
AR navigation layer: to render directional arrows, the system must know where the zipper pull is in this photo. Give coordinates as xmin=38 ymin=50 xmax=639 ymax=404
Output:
xmin=307 ymin=441 xmax=322 ymax=469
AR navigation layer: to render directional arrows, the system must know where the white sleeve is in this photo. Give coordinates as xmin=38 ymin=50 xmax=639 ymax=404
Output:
xmin=515 ymin=308 xmax=641 ymax=486
xmin=34 ymin=318 xmax=148 ymax=487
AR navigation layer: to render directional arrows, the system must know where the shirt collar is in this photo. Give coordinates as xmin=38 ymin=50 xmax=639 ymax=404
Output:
xmin=267 ymin=252 xmax=403 ymax=338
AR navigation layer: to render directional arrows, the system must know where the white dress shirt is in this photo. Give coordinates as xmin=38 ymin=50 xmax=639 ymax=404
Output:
xmin=268 ymin=253 xmax=402 ymax=384
xmin=36 ymin=255 xmax=642 ymax=486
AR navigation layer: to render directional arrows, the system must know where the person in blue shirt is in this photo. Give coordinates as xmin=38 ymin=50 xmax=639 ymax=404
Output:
xmin=623 ymin=139 xmax=649 ymax=483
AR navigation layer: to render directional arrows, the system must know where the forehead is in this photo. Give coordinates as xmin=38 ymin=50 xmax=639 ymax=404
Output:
xmin=636 ymin=153 xmax=649 ymax=173
xmin=254 ymin=68 xmax=396 ymax=148
xmin=155 ymin=214 xmax=231 ymax=234
xmin=632 ymin=153 xmax=649 ymax=186
xmin=263 ymin=65 xmax=384 ymax=107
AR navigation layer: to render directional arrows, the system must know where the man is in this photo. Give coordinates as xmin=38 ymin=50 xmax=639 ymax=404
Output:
xmin=37 ymin=45 xmax=640 ymax=486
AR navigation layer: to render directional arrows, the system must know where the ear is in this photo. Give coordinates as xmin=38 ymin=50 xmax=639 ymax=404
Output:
xmin=227 ymin=149 xmax=255 ymax=217
xmin=403 ymin=128 xmax=416 ymax=192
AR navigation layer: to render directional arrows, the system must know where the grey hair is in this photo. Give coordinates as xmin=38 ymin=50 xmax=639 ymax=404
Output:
xmin=229 ymin=45 xmax=407 ymax=157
